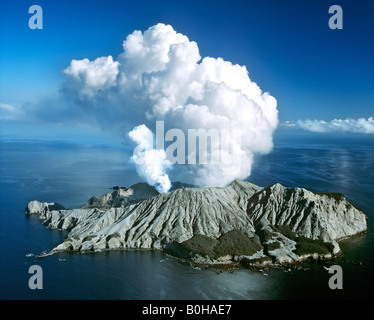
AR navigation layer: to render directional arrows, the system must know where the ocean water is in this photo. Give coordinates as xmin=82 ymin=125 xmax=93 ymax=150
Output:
xmin=0 ymin=130 xmax=373 ymax=300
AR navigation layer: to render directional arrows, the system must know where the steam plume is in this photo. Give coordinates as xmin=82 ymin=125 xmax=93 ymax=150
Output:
xmin=62 ymin=23 xmax=278 ymax=192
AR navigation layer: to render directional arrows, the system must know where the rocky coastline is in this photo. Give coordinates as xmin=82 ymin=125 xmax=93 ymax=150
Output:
xmin=25 ymin=179 xmax=368 ymax=269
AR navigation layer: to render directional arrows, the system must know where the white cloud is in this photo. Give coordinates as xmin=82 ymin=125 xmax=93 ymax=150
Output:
xmin=63 ymin=56 xmax=119 ymax=99
xmin=0 ymin=103 xmax=24 ymax=121
xmin=58 ymin=23 xmax=279 ymax=191
xmin=297 ymin=117 xmax=374 ymax=134
xmin=279 ymin=120 xmax=297 ymax=127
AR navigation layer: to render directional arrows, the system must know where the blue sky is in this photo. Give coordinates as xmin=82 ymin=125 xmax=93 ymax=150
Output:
xmin=0 ymin=0 xmax=373 ymax=141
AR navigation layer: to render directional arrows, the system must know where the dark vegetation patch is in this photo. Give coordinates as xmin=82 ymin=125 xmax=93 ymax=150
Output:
xmin=266 ymin=241 xmax=281 ymax=251
xmin=213 ymin=230 xmax=263 ymax=258
xmin=163 ymin=242 xmax=192 ymax=260
xmin=164 ymin=230 xmax=263 ymax=260
xmin=48 ymin=203 xmax=66 ymax=211
xmin=316 ymin=192 xmax=345 ymax=202
xmin=314 ymin=191 xmax=364 ymax=212
xmin=346 ymin=202 xmax=364 ymax=213
xmin=179 ymin=234 xmax=218 ymax=257
xmin=271 ymin=225 xmax=296 ymax=240
xmin=257 ymin=228 xmax=274 ymax=243
xmin=293 ymin=236 xmax=335 ymax=256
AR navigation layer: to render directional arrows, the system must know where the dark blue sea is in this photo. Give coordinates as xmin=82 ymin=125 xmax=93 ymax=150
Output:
xmin=1 ymin=129 xmax=374 ymax=300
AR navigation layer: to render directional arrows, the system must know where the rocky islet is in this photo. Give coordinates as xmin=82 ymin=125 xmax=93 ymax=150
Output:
xmin=25 ymin=179 xmax=368 ymax=268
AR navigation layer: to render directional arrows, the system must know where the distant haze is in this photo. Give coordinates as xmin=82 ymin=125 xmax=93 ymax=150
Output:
xmin=297 ymin=117 xmax=374 ymax=134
